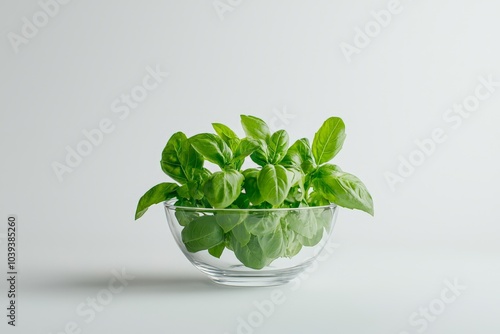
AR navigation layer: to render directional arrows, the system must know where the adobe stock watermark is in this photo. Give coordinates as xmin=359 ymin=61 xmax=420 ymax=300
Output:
xmin=7 ymin=0 xmax=73 ymax=54
xmin=213 ymin=0 xmax=244 ymax=21
xmin=399 ymin=278 xmax=466 ymax=334
xmin=267 ymin=106 xmax=296 ymax=133
xmin=385 ymin=75 xmax=500 ymax=192
xmin=48 ymin=268 xmax=134 ymax=334
xmin=51 ymin=64 xmax=168 ymax=182
xmin=224 ymin=241 xmax=340 ymax=334
xmin=339 ymin=0 xmax=406 ymax=63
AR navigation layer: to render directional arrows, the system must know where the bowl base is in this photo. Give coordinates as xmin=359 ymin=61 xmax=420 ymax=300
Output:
xmin=194 ymin=262 xmax=309 ymax=287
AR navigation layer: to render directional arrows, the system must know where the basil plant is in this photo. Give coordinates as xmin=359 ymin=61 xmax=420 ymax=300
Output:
xmin=135 ymin=115 xmax=373 ymax=269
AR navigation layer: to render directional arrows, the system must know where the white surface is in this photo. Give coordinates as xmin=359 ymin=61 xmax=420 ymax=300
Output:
xmin=1 ymin=1 xmax=499 ymax=333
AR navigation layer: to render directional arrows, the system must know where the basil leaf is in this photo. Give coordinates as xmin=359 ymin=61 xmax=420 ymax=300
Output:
xmin=268 ymin=130 xmax=289 ymax=164
xmin=284 ymin=167 xmax=305 ymax=204
xmin=160 ymin=132 xmax=187 ymax=183
xmin=233 ymin=138 xmax=259 ymax=163
xmin=285 ymin=186 xmax=303 ymax=205
xmin=244 ymin=212 xmax=280 ymax=236
xmin=242 ymin=168 xmax=265 ymax=206
xmin=308 ymin=191 xmax=330 ymax=206
xmin=208 ymin=242 xmax=225 ymax=258
xmin=257 ymin=164 xmax=291 ymax=206
xmin=286 ymin=167 xmax=303 ymax=187
xmin=297 ymin=224 xmax=324 ymax=247
xmin=215 ymin=211 xmax=247 ymax=233
xmin=233 ymin=138 xmax=260 ymax=170
xmin=231 ymin=235 xmax=271 ymax=270
xmin=212 ymin=123 xmax=240 ymax=151
xmin=314 ymin=207 xmax=336 ymax=233
xmin=190 ymin=133 xmax=233 ymax=168
xmin=287 ymin=209 xmax=318 ymax=239
xmin=312 ymin=117 xmax=346 ymax=165
xmin=312 ymin=164 xmax=374 ymax=215
xmin=181 ymin=215 xmax=224 ymax=252
xmin=257 ymin=226 xmax=285 ymax=259
xmin=186 ymin=168 xmax=211 ymax=200
xmin=283 ymin=228 xmax=303 ymax=258
xmin=212 ymin=123 xmax=239 ymax=141
xmin=240 ymin=115 xmax=271 ymax=141
xmin=203 ymin=169 xmax=244 ymax=208
xmin=282 ymin=138 xmax=316 ymax=174
xmin=232 ymin=193 xmax=251 ymax=209
xmin=176 ymin=184 xmax=190 ymax=199
xmin=250 ymin=142 xmax=269 ymax=167
xmin=174 ymin=200 xmax=200 ymax=227
xmin=179 ymin=139 xmax=204 ymax=180
xmin=231 ymin=222 xmax=251 ymax=246
xmin=135 ymin=182 xmax=179 ymax=219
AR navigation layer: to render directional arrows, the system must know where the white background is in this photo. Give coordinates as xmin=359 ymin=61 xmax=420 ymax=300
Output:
xmin=1 ymin=1 xmax=499 ymax=333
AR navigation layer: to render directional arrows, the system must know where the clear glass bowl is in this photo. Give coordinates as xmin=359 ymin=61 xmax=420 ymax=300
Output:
xmin=164 ymin=200 xmax=338 ymax=287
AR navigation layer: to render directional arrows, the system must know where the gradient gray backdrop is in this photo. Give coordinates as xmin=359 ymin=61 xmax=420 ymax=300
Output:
xmin=1 ymin=1 xmax=499 ymax=333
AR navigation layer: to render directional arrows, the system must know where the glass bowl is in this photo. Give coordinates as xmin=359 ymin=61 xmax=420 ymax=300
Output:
xmin=164 ymin=200 xmax=338 ymax=287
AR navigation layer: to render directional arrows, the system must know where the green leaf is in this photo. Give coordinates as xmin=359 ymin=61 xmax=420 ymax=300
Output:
xmin=257 ymin=164 xmax=291 ymax=206
xmin=231 ymin=235 xmax=271 ymax=270
xmin=240 ymin=115 xmax=271 ymax=141
xmin=250 ymin=142 xmax=269 ymax=166
xmin=231 ymin=222 xmax=251 ymax=246
xmin=268 ymin=130 xmax=289 ymax=164
xmin=174 ymin=199 xmax=200 ymax=226
xmin=285 ymin=186 xmax=303 ymax=204
xmin=257 ymin=226 xmax=285 ymax=259
xmin=181 ymin=215 xmax=224 ymax=252
xmin=287 ymin=209 xmax=318 ymax=239
xmin=282 ymin=138 xmax=316 ymax=174
xmin=297 ymin=224 xmax=324 ymax=247
xmin=161 ymin=132 xmax=203 ymax=184
xmin=186 ymin=168 xmax=211 ymax=200
xmin=190 ymin=133 xmax=233 ymax=168
xmin=244 ymin=212 xmax=280 ymax=236
xmin=283 ymin=228 xmax=303 ymax=258
xmin=179 ymin=139 xmax=204 ymax=180
xmin=283 ymin=167 xmax=305 ymax=203
xmin=242 ymin=168 xmax=265 ymax=205
xmin=215 ymin=211 xmax=247 ymax=233
xmin=135 ymin=183 xmax=179 ymax=220
xmin=233 ymin=138 xmax=260 ymax=168
xmin=314 ymin=207 xmax=336 ymax=233
xmin=176 ymin=184 xmax=190 ymax=199
xmin=233 ymin=138 xmax=260 ymax=170
xmin=208 ymin=242 xmax=225 ymax=258
xmin=212 ymin=123 xmax=240 ymax=151
xmin=203 ymin=169 xmax=244 ymax=208
xmin=232 ymin=193 xmax=251 ymax=209
xmin=286 ymin=167 xmax=303 ymax=187
xmin=312 ymin=164 xmax=374 ymax=215
xmin=312 ymin=117 xmax=346 ymax=165
xmin=308 ymin=191 xmax=330 ymax=206
xmin=176 ymin=211 xmax=199 ymax=227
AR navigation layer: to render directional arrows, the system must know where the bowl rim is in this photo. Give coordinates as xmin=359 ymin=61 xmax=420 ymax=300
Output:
xmin=164 ymin=199 xmax=337 ymax=212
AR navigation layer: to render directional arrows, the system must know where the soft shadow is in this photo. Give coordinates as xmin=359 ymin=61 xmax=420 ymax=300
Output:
xmin=29 ymin=273 xmax=235 ymax=294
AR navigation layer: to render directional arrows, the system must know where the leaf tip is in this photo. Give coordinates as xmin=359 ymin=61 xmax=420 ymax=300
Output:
xmin=134 ymin=209 xmax=145 ymax=220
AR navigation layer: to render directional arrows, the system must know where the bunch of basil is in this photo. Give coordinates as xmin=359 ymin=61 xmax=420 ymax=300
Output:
xmin=135 ymin=115 xmax=373 ymax=269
